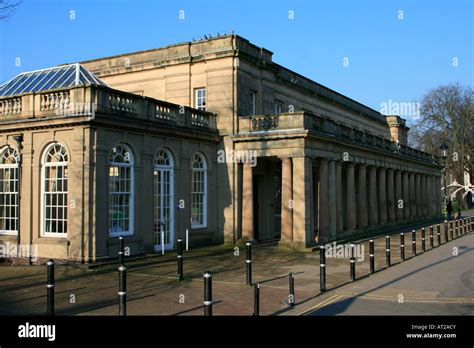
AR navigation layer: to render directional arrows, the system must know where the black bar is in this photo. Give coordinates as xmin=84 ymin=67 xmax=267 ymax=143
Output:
xmin=400 ymin=233 xmax=405 ymax=261
xmin=385 ymin=236 xmax=391 ymax=267
xmin=118 ymin=265 xmax=126 ymax=316
xmin=369 ymin=239 xmax=375 ymax=274
xmin=436 ymin=223 xmax=441 ymax=246
xmin=429 ymin=225 xmax=434 ymax=248
xmin=246 ymin=242 xmax=252 ymax=286
xmin=203 ymin=271 xmax=212 ymax=316
xmin=421 ymin=227 xmax=426 ymax=252
xmin=450 ymin=220 xmax=454 ymax=240
xmin=444 ymin=220 xmax=449 ymax=242
xmin=320 ymin=245 xmax=326 ymax=292
xmin=46 ymin=259 xmax=54 ymax=316
xmin=253 ymin=283 xmax=260 ymax=316
xmin=118 ymin=236 xmax=124 ymax=266
xmin=350 ymin=243 xmax=356 ymax=281
xmin=288 ymin=272 xmax=295 ymax=306
xmin=177 ymin=238 xmax=184 ymax=281
xmin=463 ymin=218 xmax=466 ymax=235
xmin=411 ymin=230 xmax=416 ymax=256
xmin=455 ymin=219 xmax=459 ymax=238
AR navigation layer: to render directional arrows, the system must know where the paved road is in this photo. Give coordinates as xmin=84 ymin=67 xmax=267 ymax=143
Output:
xmin=301 ymin=232 xmax=474 ymax=315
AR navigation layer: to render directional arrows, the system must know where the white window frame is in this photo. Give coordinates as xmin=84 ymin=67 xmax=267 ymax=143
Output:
xmin=40 ymin=143 xmax=68 ymax=238
xmin=274 ymin=102 xmax=282 ymax=114
xmin=191 ymin=153 xmax=208 ymax=229
xmin=0 ymin=146 xmax=19 ymax=235
xmin=250 ymin=91 xmax=256 ymax=115
xmin=108 ymin=144 xmax=134 ymax=237
xmin=153 ymin=148 xmax=174 ymax=250
xmin=195 ymin=88 xmax=206 ymax=111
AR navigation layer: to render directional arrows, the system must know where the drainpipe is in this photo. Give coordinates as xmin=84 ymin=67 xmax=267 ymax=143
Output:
xmin=13 ymin=134 xmax=23 ymax=259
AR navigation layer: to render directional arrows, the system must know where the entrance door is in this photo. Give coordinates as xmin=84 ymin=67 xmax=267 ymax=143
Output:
xmin=153 ymin=150 xmax=174 ymax=251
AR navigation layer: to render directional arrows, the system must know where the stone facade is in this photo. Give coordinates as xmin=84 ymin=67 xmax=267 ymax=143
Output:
xmin=0 ymin=34 xmax=442 ymax=261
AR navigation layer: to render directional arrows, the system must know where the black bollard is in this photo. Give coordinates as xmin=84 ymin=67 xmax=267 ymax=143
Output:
xmin=385 ymin=236 xmax=391 ymax=267
xmin=118 ymin=265 xmax=127 ymax=316
xmin=118 ymin=236 xmax=124 ymax=266
xmin=437 ymin=224 xmax=441 ymax=246
xmin=253 ymin=283 xmax=260 ymax=316
xmin=177 ymin=238 xmax=184 ymax=281
xmin=46 ymin=259 xmax=55 ymax=316
xmin=400 ymin=233 xmax=405 ymax=261
xmin=350 ymin=243 xmax=356 ymax=281
xmin=421 ymin=228 xmax=426 ymax=252
xmin=450 ymin=220 xmax=454 ymax=240
xmin=444 ymin=220 xmax=449 ymax=242
xmin=429 ymin=226 xmax=434 ymax=249
xmin=203 ymin=271 xmax=212 ymax=316
xmin=455 ymin=219 xmax=458 ymax=238
xmin=246 ymin=242 xmax=252 ymax=286
xmin=288 ymin=272 xmax=295 ymax=306
xmin=463 ymin=218 xmax=466 ymax=235
xmin=320 ymin=245 xmax=326 ymax=292
xmin=369 ymin=240 xmax=375 ymax=274
xmin=411 ymin=230 xmax=417 ymax=256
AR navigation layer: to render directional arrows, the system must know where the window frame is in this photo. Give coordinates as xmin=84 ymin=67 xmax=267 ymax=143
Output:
xmin=108 ymin=144 xmax=135 ymax=238
xmin=250 ymin=91 xmax=257 ymax=115
xmin=0 ymin=146 xmax=19 ymax=235
xmin=194 ymin=88 xmax=206 ymax=111
xmin=40 ymin=143 xmax=69 ymax=238
xmin=190 ymin=152 xmax=208 ymax=229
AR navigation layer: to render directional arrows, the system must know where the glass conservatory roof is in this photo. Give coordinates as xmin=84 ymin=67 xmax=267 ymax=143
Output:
xmin=0 ymin=64 xmax=108 ymax=97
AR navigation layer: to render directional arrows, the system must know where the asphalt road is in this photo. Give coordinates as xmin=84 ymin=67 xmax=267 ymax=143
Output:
xmin=305 ymin=231 xmax=474 ymax=315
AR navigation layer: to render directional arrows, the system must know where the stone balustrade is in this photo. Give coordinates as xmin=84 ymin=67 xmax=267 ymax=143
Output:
xmin=0 ymin=85 xmax=217 ymax=132
xmin=239 ymin=112 xmax=439 ymax=165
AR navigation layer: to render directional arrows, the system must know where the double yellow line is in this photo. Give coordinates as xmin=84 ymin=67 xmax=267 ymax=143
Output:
xmin=300 ymin=294 xmax=344 ymax=315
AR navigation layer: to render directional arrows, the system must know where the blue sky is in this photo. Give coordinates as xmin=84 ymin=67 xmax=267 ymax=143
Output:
xmin=0 ymin=0 xmax=472 ymax=121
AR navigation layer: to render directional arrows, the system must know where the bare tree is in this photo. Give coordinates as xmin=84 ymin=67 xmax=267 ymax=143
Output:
xmin=0 ymin=0 xmax=21 ymax=21
xmin=412 ymin=83 xmax=474 ymax=208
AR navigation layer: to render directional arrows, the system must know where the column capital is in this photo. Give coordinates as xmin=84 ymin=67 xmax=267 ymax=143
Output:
xmin=279 ymin=156 xmax=292 ymax=163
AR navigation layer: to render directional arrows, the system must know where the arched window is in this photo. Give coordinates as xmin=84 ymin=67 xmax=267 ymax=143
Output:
xmin=191 ymin=153 xmax=207 ymax=228
xmin=0 ymin=146 xmax=19 ymax=235
xmin=41 ymin=143 xmax=68 ymax=236
xmin=153 ymin=149 xmax=174 ymax=250
xmin=109 ymin=144 xmax=134 ymax=236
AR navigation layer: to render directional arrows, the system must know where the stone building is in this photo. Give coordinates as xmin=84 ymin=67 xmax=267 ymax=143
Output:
xmin=0 ymin=35 xmax=442 ymax=261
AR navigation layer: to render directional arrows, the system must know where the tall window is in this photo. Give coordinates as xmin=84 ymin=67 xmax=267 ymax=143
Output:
xmin=191 ymin=153 xmax=207 ymax=228
xmin=195 ymin=88 xmax=206 ymax=111
xmin=274 ymin=102 xmax=282 ymax=114
xmin=41 ymin=143 xmax=68 ymax=236
xmin=250 ymin=91 xmax=257 ymax=115
xmin=109 ymin=144 xmax=134 ymax=236
xmin=0 ymin=147 xmax=19 ymax=235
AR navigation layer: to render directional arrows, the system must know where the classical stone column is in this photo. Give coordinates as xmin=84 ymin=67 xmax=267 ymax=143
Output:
xmin=336 ymin=161 xmax=344 ymax=234
xmin=387 ymin=169 xmax=395 ymax=222
xmin=428 ymin=175 xmax=435 ymax=216
xmin=378 ymin=168 xmax=387 ymax=225
xmin=402 ymin=171 xmax=410 ymax=219
xmin=410 ymin=172 xmax=416 ymax=218
xmin=318 ymin=159 xmax=330 ymax=243
xmin=368 ymin=166 xmax=378 ymax=227
xmin=421 ymin=174 xmax=431 ymax=216
xmin=242 ymin=163 xmax=254 ymax=240
xmin=280 ymin=157 xmax=293 ymax=243
xmin=395 ymin=170 xmax=403 ymax=221
xmin=346 ymin=163 xmax=357 ymax=233
xmin=435 ymin=176 xmax=441 ymax=216
xmin=357 ymin=164 xmax=368 ymax=228
xmin=416 ymin=173 xmax=422 ymax=217
xmin=328 ymin=160 xmax=337 ymax=240
xmin=292 ymin=157 xmax=314 ymax=248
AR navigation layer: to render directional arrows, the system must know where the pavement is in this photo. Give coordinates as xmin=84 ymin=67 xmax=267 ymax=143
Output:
xmin=0 ymin=214 xmax=472 ymax=316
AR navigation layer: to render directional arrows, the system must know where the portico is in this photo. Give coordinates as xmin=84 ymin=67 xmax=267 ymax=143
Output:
xmin=235 ymin=112 xmax=442 ymax=250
